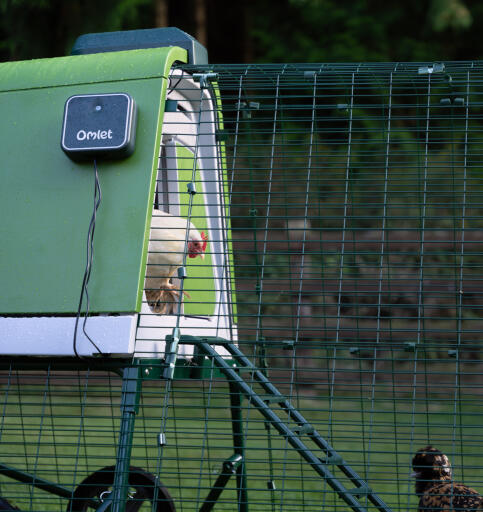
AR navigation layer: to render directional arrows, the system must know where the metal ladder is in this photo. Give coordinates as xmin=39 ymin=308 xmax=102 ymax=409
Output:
xmin=175 ymin=335 xmax=394 ymax=512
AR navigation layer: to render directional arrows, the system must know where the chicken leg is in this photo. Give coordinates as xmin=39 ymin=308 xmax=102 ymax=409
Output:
xmin=146 ymin=280 xmax=191 ymax=315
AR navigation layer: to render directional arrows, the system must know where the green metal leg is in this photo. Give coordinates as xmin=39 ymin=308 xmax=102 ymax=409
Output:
xmin=199 ymin=454 xmax=243 ymax=512
xmin=229 ymin=382 xmax=248 ymax=512
xmin=110 ymin=367 xmax=141 ymax=512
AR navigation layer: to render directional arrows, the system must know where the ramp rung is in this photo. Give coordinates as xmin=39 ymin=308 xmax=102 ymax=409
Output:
xmin=293 ymin=423 xmax=314 ymax=435
xmin=319 ymin=454 xmax=344 ymax=465
xmin=347 ymin=484 xmax=372 ymax=497
xmin=259 ymin=394 xmax=287 ymax=403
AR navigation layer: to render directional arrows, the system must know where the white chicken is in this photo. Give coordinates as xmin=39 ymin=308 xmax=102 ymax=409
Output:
xmin=145 ymin=209 xmax=207 ymax=314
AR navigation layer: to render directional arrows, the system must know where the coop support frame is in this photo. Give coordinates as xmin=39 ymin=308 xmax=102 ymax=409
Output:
xmin=110 ymin=366 xmax=142 ymax=512
xmin=0 ymin=355 xmax=251 ymax=511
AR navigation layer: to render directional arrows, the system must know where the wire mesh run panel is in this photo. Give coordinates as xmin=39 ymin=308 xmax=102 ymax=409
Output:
xmin=157 ymin=61 xmax=483 ymax=511
xmin=2 ymin=59 xmax=483 ymax=512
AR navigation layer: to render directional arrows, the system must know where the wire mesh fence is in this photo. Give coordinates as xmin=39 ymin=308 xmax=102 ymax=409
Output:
xmin=1 ymin=61 xmax=483 ymax=511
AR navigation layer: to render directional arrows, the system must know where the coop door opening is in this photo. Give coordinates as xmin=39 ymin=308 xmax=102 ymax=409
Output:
xmin=159 ymin=141 xmax=215 ymax=317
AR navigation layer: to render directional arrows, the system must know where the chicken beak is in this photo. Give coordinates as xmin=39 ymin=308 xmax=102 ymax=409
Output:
xmin=410 ymin=471 xmax=420 ymax=478
xmin=199 ymin=253 xmax=205 ymax=260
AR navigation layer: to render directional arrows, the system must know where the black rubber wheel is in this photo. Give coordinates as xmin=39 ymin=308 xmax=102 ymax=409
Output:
xmin=67 ymin=466 xmax=176 ymax=512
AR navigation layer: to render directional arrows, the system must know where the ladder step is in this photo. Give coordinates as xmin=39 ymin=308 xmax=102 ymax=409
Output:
xmin=293 ymin=423 xmax=314 ymax=435
xmin=259 ymin=394 xmax=287 ymax=403
xmin=319 ymin=454 xmax=344 ymax=465
xmin=347 ymin=484 xmax=372 ymax=497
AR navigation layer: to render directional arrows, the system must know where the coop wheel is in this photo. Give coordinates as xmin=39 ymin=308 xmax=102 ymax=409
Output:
xmin=68 ymin=465 xmax=175 ymax=512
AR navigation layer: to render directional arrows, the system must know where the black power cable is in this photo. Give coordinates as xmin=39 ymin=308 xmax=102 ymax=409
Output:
xmin=73 ymin=160 xmax=103 ymax=357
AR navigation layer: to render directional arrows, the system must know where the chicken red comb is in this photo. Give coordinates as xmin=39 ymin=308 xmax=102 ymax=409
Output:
xmin=201 ymin=231 xmax=208 ymax=251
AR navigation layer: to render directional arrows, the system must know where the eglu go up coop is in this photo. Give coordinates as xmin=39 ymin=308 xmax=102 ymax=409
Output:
xmin=1 ymin=27 xmax=483 ymax=512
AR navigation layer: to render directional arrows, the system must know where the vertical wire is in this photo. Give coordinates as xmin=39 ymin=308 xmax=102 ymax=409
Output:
xmin=447 ymin=78 xmax=460 ymax=483
xmin=328 ymin=72 xmax=355 ymax=449
xmin=250 ymin=71 xmax=282 ymax=510
xmin=156 ymin=80 xmax=206 ymax=483
xmin=420 ymin=72 xmax=432 ymax=447
xmin=212 ymin=84 xmax=231 ymax=339
xmin=14 ymin=370 xmax=28 ymax=490
xmin=417 ymin=75 xmax=431 ymax=348
xmin=0 ymin=365 xmax=12 ymax=500
xmin=365 ymin=71 xmax=393 ymax=506
xmin=107 ymin=372 xmax=119 ymax=462
xmin=255 ymin=75 xmax=279 ymax=343
xmin=182 ymin=84 xmax=214 ymax=505
xmin=168 ymin=387 xmax=183 ymax=510
xmin=29 ymin=367 xmax=51 ymax=510
xmin=69 ymin=369 xmax=91 ymax=512
xmin=46 ymin=372 xmax=61 ymax=505
xmin=203 ymin=87 xmax=223 ymax=337
xmin=453 ymin=72 xmax=470 ymax=484
xmin=155 ymin=379 xmax=172 ymax=494
xmin=269 ymin=73 xmax=294 ymax=512
xmin=174 ymin=85 xmax=206 ymax=317
xmin=406 ymin=72 xmax=432 ymax=512
xmin=229 ymin=76 xmax=243 ymax=205
xmin=224 ymin=76 xmax=252 ymax=509
xmin=137 ymin=385 xmax=149 ymax=475
xmin=0 ymin=364 xmax=11 ymax=445
xmin=230 ymin=71 xmax=249 ymax=202
xmin=250 ymin=73 xmax=286 ymax=512
xmin=237 ymin=70 xmax=261 ymax=505
xmin=293 ymin=75 xmax=316 ymax=344
xmin=225 ymin=74 xmax=245 ymax=342
xmin=74 ymin=370 xmax=88 ymax=479
xmin=321 ymin=72 xmax=356 ymax=511
xmin=288 ymin=71 xmax=317 ymax=508
xmin=385 ymin=73 xmax=401 ymax=510
xmin=194 ymin=365 xmax=216 ymax=509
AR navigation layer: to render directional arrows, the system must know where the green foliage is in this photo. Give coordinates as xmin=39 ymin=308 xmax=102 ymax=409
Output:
xmin=1 ymin=0 xmax=483 ymax=63
xmin=248 ymin=0 xmax=483 ymax=63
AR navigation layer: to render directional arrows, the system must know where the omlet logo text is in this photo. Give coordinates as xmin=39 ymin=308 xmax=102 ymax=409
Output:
xmin=76 ymin=129 xmax=113 ymax=141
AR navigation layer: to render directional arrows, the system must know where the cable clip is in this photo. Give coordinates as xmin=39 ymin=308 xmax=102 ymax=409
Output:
xmin=418 ymin=63 xmax=445 ymax=75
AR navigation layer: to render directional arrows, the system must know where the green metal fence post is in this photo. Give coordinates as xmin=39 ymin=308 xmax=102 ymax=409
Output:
xmin=110 ymin=366 xmax=142 ymax=512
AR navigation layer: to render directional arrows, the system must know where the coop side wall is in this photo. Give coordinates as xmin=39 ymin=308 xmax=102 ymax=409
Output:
xmin=0 ymin=46 xmax=187 ymax=356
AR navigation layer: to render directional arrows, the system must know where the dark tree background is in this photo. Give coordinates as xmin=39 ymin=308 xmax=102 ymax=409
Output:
xmin=1 ymin=0 xmax=482 ymax=64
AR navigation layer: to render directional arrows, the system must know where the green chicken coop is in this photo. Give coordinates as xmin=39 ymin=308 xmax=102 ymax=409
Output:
xmin=1 ymin=27 xmax=483 ymax=512
xmin=0 ymin=27 xmax=236 ymax=359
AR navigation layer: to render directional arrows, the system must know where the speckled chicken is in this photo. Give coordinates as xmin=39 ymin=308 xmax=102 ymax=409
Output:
xmin=145 ymin=210 xmax=207 ymax=315
xmin=412 ymin=445 xmax=483 ymax=511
